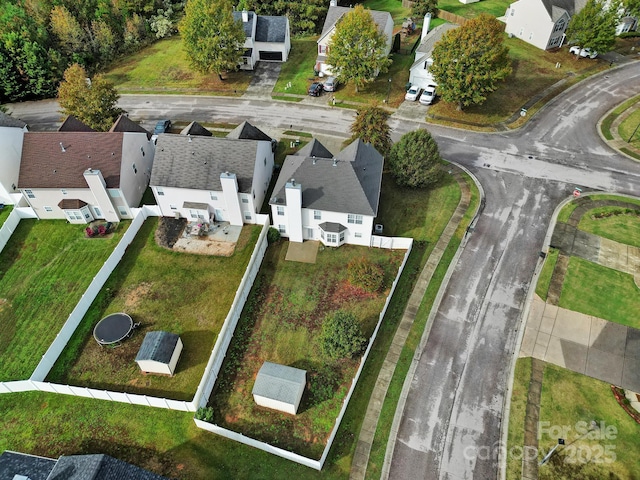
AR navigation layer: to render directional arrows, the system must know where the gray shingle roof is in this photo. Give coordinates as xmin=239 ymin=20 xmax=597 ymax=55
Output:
xmin=252 ymin=362 xmax=306 ymax=406
xmin=58 ymin=115 xmax=95 ymax=132
xmin=541 ymin=0 xmax=586 ymax=19
xmin=180 ymin=121 xmax=212 ymax=137
xmin=109 ymin=114 xmax=151 ymax=139
xmin=0 ymin=451 xmax=56 ymax=480
xmin=233 ymin=10 xmax=256 ymax=37
xmin=136 ymin=331 xmax=179 ymax=364
xmin=320 ymin=6 xmax=392 ymax=40
xmin=0 ymin=112 xmax=26 ymax=129
xmin=226 ymin=121 xmax=271 ymax=141
xmin=48 ymin=454 xmax=169 ymax=479
xmin=270 ymin=138 xmax=383 ymax=216
xmin=150 ymin=134 xmax=262 ymax=193
xmin=411 ymin=23 xmax=459 ymax=70
xmin=319 ymin=221 xmax=347 ymax=233
xmin=256 ymin=16 xmax=287 ymax=43
xmin=294 ymin=139 xmax=333 ymax=159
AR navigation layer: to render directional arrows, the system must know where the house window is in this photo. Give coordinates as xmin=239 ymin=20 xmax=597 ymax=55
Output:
xmin=61 ymin=189 xmax=67 ymax=195
xmin=264 ymin=157 xmax=267 ymax=166
xmin=518 ymin=28 xmax=524 ymax=37
xmin=277 ymin=206 xmax=285 ymax=216
xmin=244 ymin=212 xmax=252 ymax=220
xmin=355 ymin=232 xmax=362 ymax=238
xmin=109 ymin=189 xmax=120 ymax=197
xmin=170 ymin=204 xmax=177 ymax=210
xmin=242 ymin=198 xmax=249 ymax=204
xmin=44 ymin=206 xmax=53 ymax=212
xmin=189 ymin=210 xmax=198 ymax=219
xmin=314 ymin=210 xmax=321 ymax=220
xmin=554 ymin=19 xmax=565 ymax=32
xmin=66 ymin=210 xmax=82 ymax=221
xmin=24 ymin=189 xmax=35 ymax=199
xmin=320 ymin=230 xmax=325 ymax=240
xmin=347 ymin=214 xmax=363 ymax=225
xmin=278 ymin=224 xmax=286 ymax=234
xmin=210 ymin=192 xmax=218 ymax=200
xmin=326 ymin=233 xmax=337 ymax=243
xmin=132 ymin=163 xmax=137 ymax=174
xmin=118 ymin=206 xmax=128 ymax=216
xmin=93 ymin=206 xmax=102 ymax=217
xmin=339 ymin=231 xmax=345 ymax=242
xmin=318 ymin=44 xmax=328 ymax=54
xmin=157 ymin=187 xmax=164 ymax=196
xmin=510 ymin=8 xmax=515 ymax=15
xmin=529 ymin=32 xmax=534 ymax=40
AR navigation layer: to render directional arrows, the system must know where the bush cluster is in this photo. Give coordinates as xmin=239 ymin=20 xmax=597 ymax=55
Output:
xmin=347 ymin=256 xmax=384 ymax=292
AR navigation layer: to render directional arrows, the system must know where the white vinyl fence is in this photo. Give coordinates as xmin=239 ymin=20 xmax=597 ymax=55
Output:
xmin=0 ymin=207 xmax=37 ymax=253
xmin=194 ymin=237 xmax=414 ymax=470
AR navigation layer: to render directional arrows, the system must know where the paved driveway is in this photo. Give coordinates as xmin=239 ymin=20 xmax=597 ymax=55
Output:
xmin=243 ymin=62 xmax=282 ymax=98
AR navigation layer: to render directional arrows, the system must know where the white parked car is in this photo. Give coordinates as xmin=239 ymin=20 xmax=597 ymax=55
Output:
xmin=569 ymin=46 xmax=597 ymax=59
xmin=419 ymin=85 xmax=437 ymax=105
xmin=405 ymin=85 xmax=423 ymax=102
xmin=323 ymin=76 xmax=338 ymax=92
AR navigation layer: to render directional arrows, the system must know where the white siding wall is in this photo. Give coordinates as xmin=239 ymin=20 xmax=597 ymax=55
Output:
xmin=504 ymin=0 xmax=557 ymax=50
xmin=21 ymin=188 xmax=97 ymax=222
xmin=119 ymin=132 xmax=155 ymax=209
xmin=253 ymin=395 xmax=297 ymax=415
xmin=0 ymin=126 xmax=26 ymax=205
xmin=409 ymin=58 xmax=436 ymax=89
xmin=250 ymin=140 xmax=274 ymax=216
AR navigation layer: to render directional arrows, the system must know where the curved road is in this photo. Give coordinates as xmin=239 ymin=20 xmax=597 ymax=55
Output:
xmin=7 ymin=62 xmax=640 ymax=480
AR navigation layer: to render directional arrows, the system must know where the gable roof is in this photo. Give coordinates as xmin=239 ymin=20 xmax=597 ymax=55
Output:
xmin=0 ymin=451 xmax=56 ymax=480
xmin=256 ymin=15 xmax=288 ymax=43
xmin=109 ymin=114 xmax=151 ymax=139
xmin=150 ymin=134 xmax=264 ymax=193
xmin=19 ymin=132 xmax=124 ymax=189
xmin=270 ymin=138 xmax=383 ymax=216
xmin=541 ymin=0 xmax=586 ymax=19
xmin=252 ymin=362 xmax=306 ymax=406
xmin=180 ymin=121 xmax=212 ymax=137
xmin=233 ymin=10 xmax=256 ymax=38
xmin=411 ymin=23 xmax=459 ymax=70
xmin=319 ymin=6 xmax=392 ymax=42
xmin=226 ymin=121 xmax=271 ymax=141
xmin=136 ymin=331 xmax=180 ymax=364
xmin=58 ymin=115 xmax=95 ymax=132
xmin=0 ymin=111 xmax=27 ymax=129
xmin=294 ymin=138 xmax=333 ymax=159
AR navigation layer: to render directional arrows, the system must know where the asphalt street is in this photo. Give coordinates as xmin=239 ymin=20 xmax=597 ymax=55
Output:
xmin=6 ymin=61 xmax=640 ymax=480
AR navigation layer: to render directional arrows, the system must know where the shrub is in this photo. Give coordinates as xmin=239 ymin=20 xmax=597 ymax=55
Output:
xmin=388 ymin=129 xmax=444 ymax=188
xmin=347 ymin=256 xmax=384 ymax=292
xmin=195 ymin=406 xmax=215 ymax=422
xmin=267 ymin=227 xmax=281 ymax=244
xmin=320 ymin=310 xmax=366 ymax=359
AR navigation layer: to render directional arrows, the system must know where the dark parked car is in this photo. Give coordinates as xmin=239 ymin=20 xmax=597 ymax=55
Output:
xmin=308 ymin=82 xmax=324 ymax=97
xmin=154 ymin=119 xmax=171 ymax=135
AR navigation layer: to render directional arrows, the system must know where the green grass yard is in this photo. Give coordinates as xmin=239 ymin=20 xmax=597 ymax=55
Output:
xmin=0 ymin=204 xmax=12 ymax=226
xmin=438 ymin=0 xmax=511 ymax=18
xmin=505 ymin=357 xmax=532 ymax=480
xmin=0 ymin=220 xmax=127 ymax=381
xmin=559 ymin=257 xmax=640 ymax=329
xmin=536 ymin=248 xmax=559 ymax=301
xmin=47 ymin=218 xmax=260 ymax=400
xmin=578 ymin=207 xmax=640 ymax=247
xmin=618 ymin=107 xmax=640 ymax=149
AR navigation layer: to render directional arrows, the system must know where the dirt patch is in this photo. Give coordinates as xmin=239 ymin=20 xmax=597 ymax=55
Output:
xmin=155 ymin=217 xmax=187 ymax=249
xmin=124 ymin=282 xmax=153 ymax=310
xmin=172 ymin=237 xmax=236 ymax=256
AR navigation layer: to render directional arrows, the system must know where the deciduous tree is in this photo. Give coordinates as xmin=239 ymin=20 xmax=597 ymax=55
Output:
xmin=320 ymin=311 xmax=366 ymax=359
xmin=326 ymin=4 xmax=392 ymax=92
xmin=350 ymin=105 xmax=392 ymax=157
xmin=566 ymin=0 xmax=620 ymax=57
xmin=412 ymin=0 xmax=438 ymax=18
xmin=430 ymin=14 xmax=511 ymax=110
xmin=58 ymin=64 xmax=123 ymax=131
xmin=388 ymin=129 xmax=443 ymax=188
xmin=180 ymin=0 xmax=245 ymax=80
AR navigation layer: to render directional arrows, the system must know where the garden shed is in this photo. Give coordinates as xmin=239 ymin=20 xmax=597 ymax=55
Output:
xmin=252 ymin=362 xmax=307 ymax=415
xmin=135 ymin=331 xmax=183 ymax=376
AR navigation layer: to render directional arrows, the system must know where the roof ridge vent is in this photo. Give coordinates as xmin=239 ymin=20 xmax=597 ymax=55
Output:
xmin=332 ymin=158 xmax=337 ymax=167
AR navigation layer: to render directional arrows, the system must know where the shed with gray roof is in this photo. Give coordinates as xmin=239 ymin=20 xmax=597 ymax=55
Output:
xmin=252 ymin=362 xmax=307 ymax=415
xmin=135 ymin=331 xmax=183 ymax=375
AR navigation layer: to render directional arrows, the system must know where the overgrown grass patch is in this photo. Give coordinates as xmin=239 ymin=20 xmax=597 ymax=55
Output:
xmin=47 ymin=218 xmax=260 ymax=400
xmin=538 ymin=363 xmax=640 ymax=479
xmin=618 ymin=107 xmax=640 ymax=149
xmin=0 ymin=220 xmax=127 ymax=381
xmin=505 ymin=357 xmax=532 ymax=480
xmin=208 ymin=242 xmax=405 ymax=458
xmin=600 ymin=94 xmax=640 ymax=140
xmin=578 ymin=207 xmax=640 ymax=247
xmin=439 ymin=0 xmax=511 ymax=18
xmin=0 ymin=204 xmax=12 ymax=226
xmin=104 ymin=36 xmax=251 ymax=95
xmin=559 ymin=257 xmax=640 ymax=329
xmin=536 ymin=248 xmax=559 ymax=301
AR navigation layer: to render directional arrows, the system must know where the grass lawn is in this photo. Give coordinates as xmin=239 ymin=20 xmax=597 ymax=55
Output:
xmin=209 ymin=243 xmax=405 ymax=459
xmin=557 ymin=194 xmax=640 ymax=224
xmin=536 ymin=248 xmax=559 ymax=301
xmin=439 ymin=0 xmax=511 ymax=18
xmin=578 ymin=207 xmax=640 ymax=247
xmin=47 ymin=218 xmax=260 ymax=401
xmin=0 ymin=204 xmax=12 ymax=226
xmin=273 ymin=36 xmax=320 ymax=95
xmin=600 ymin=94 xmax=640 ymax=141
xmin=364 ymin=0 xmax=412 ymax=24
xmin=104 ymin=36 xmax=252 ymax=95
xmin=559 ymin=257 xmax=640 ymax=329
xmin=537 ymin=363 xmax=640 ymax=479
xmin=0 ymin=220 xmax=127 ymax=381
xmin=429 ymin=36 xmax=608 ymax=126
xmin=505 ymin=357 xmax=532 ymax=480
xmin=618 ymin=106 xmax=640 ymax=149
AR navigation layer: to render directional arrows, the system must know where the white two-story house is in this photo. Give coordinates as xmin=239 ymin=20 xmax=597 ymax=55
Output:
xmin=269 ymin=138 xmax=383 ymax=247
xmin=409 ymin=16 xmax=459 ymax=90
xmin=233 ymin=10 xmax=291 ymax=70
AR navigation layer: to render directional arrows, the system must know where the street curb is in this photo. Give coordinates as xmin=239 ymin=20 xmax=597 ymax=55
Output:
xmin=595 ymin=94 xmax=640 ymax=164
xmin=380 ymin=161 xmax=484 ymax=480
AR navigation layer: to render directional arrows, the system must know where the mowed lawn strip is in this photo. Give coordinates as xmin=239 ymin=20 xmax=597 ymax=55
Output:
xmin=505 ymin=357 xmax=532 ymax=480
xmin=559 ymin=257 xmax=640 ymax=329
xmin=438 ymin=0 xmax=511 ymax=17
xmin=47 ymin=218 xmax=260 ymax=400
xmin=538 ymin=363 xmax=640 ymax=479
xmin=0 ymin=220 xmax=127 ymax=381
xmin=578 ymin=206 xmax=640 ymax=247
xmin=536 ymin=248 xmax=559 ymax=301
xmin=210 ymin=242 xmax=405 ymax=459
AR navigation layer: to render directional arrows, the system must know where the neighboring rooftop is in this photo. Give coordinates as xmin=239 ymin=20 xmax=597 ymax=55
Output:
xmin=180 ymin=121 xmax=212 ymax=137
xmin=270 ymin=138 xmax=383 ymax=216
xmin=109 ymin=114 xmax=151 ymax=139
xmin=0 ymin=111 xmax=27 ymax=129
xmin=320 ymin=5 xmax=392 ymax=40
xmin=0 ymin=451 xmax=56 ymax=480
xmin=136 ymin=331 xmax=180 ymax=364
xmin=542 ymin=0 xmax=587 ymax=19
xmin=252 ymin=362 xmax=306 ymax=406
xmin=226 ymin=121 xmax=271 ymax=141
xmin=58 ymin=115 xmax=96 ymax=133
xmin=412 ymin=23 xmax=459 ymax=69
xmin=255 ymin=15 xmax=288 ymax=43
xmin=294 ymin=138 xmax=333 ymax=159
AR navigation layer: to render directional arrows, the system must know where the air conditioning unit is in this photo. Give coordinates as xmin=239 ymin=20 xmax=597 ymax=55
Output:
xmin=374 ymin=224 xmax=383 ymax=234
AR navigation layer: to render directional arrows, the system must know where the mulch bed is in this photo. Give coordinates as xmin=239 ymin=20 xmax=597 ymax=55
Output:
xmin=611 ymin=385 xmax=640 ymax=424
xmin=154 ymin=217 xmax=186 ymax=249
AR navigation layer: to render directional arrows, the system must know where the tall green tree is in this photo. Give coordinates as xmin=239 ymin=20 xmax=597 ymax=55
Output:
xmin=58 ymin=64 xmax=123 ymax=131
xmin=566 ymin=0 xmax=620 ymax=57
xmin=350 ymin=105 xmax=392 ymax=157
xmin=326 ymin=5 xmax=392 ymax=92
xmin=412 ymin=0 xmax=438 ymax=18
xmin=180 ymin=0 xmax=245 ymax=80
xmin=388 ymin=129 xmax=443 ymax=188
xmin=430 ymin=14 xmax=511 ymax=111
xmin=623 ymin=0 xmax=640 ymax=17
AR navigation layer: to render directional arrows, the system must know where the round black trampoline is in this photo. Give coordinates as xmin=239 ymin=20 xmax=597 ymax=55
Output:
xmin=93 ymin=313 xmax=133 ymax=346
